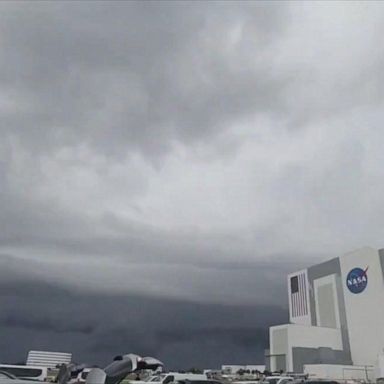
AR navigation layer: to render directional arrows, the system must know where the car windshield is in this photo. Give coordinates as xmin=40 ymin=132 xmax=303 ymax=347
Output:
xmin=0 ymin=368 xmax=42 ymax=379
xmin=163 ymin=376 xmax=175 ymax=384
xmin=184 ymin=381 xmax=209 ymax=384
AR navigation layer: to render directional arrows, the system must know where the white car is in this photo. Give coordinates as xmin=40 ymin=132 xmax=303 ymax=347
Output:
xmin=0 ymin=371 xmax=44 ymax=384
xmin=0 ymin=366 xmax=47 ymax=382
xmin=135 ymin=374 xmax=207 ymax=384
xmin=262 ymin=376 xmax=294 ymax=384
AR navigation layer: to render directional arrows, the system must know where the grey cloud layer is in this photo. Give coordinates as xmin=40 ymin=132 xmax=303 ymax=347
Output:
xmin=1 ymin=1 xmax=384 ymax=367
xmin=0 ymin=253 xmax=299 ymax=306
xmin=0 ymin=2 xmax=287 ymax=158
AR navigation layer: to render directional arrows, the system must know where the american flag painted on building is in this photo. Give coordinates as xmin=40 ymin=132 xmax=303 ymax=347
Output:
xmin=290 ymin=272 xmax=308 ymax=317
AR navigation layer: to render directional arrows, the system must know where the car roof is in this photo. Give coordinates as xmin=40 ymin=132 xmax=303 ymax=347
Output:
xmin=179 ymin=380 xmax=219 ymax=382
xmin=266 ymin=377 xmax=292 ymax=379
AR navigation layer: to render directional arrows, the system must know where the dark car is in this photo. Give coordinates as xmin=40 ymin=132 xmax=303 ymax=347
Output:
xmin=177 ymin=380 xmax=223 ymax=384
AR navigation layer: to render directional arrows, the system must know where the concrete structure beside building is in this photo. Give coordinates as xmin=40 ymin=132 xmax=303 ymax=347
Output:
xmin=221 ymin=365 xmax=266 ymax=374
xmin=268 ymin=247 xmax=384 ymax=374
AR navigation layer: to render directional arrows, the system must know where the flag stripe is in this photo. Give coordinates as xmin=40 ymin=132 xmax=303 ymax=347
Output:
xmin=291 ymin=272 xmax=308 ymax=318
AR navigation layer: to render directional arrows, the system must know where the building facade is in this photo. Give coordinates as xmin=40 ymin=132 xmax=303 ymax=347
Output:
xmin=269 ymin=247 xmax=384 ymax=373
xmin=26 ymin=350 xmax=72 ymax=368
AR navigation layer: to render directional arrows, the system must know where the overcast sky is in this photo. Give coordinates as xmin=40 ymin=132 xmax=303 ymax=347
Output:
xmin=1 ymin=1 xmax=384 ymax=369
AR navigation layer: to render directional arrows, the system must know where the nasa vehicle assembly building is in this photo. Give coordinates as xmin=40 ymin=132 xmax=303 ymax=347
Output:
xmin=268 ymin=247 xmax=384 ymax=377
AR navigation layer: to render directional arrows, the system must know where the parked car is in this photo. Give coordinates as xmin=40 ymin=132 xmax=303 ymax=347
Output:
xmin=302 ymin=381 xmax=339 ymax=384
xmin=134 ymin=374 xmax=208 ymax=384
xmin=261 ymin=376 xmax=294 ymax=384
xmin=0 ymin=371 xmax=46 ymax=384
xmin=0 ymin=366 xmax=48 ymax=382
xmin=176 ymin=380 xmax=222 ymax=384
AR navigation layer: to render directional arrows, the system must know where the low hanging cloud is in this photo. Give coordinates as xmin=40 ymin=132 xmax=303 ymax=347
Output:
xmin=0 ymin=275 xmax=287 ymax=369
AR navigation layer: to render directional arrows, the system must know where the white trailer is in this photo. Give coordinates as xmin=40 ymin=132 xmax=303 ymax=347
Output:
xmin=304 ymin=364 xmax=374 ymax=382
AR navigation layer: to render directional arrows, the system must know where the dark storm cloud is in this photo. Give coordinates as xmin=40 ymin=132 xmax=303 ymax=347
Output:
xmin=0 ymin=276 xmax=287 ymax=369
xmin=1 ymin=315 xmax=95 ymax=335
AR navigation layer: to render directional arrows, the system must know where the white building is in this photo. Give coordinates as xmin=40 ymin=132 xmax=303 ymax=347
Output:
xmin=268 ymin=247 xmax=384 ymax=374
xmin=26 ymin=350 xmax=72 ymax=368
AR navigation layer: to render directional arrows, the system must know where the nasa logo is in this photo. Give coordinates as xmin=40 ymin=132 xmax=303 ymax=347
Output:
xmin=346 ymin=267 xmax=368 ymax=294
